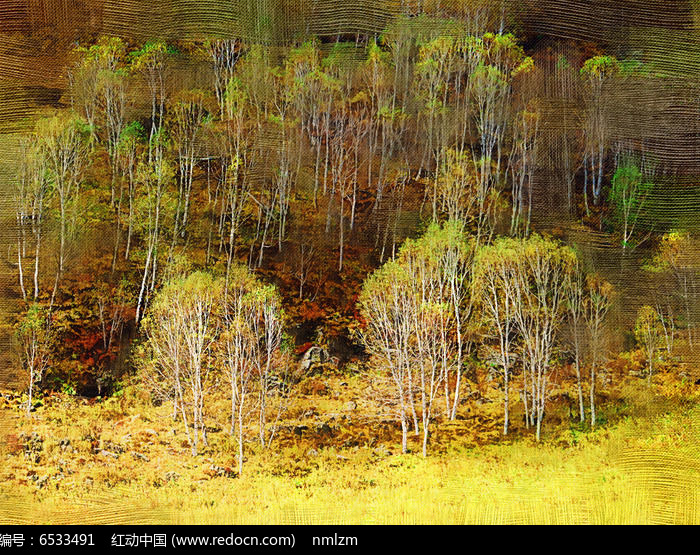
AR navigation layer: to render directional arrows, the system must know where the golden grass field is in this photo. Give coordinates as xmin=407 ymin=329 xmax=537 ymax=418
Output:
xmin=1 ymin=366 xmax=698 ymax=525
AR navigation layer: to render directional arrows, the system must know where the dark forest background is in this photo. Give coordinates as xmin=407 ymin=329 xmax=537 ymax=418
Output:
xmin=0 ymin=0 xmax=698 ymax=392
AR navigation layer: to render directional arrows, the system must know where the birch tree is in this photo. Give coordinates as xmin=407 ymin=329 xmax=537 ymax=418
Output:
xmin=114 ymin=121 xmax=145 ymax=262
xmin=508 ymin=106 xmax=540 ymax=236
xmin=363 ymin=38 xmax=395 ymax=208
xmin=403 ymin=222 xmax=472 ymax=451
xmin=580 ymin=55 xmax=619 ymax=209
xmin=635 ymin=305 xmax=663 ymax=385
xmin=553 ymin=51 xmax=581 ymax=215
xmin=585 ymin=274 xmax=613 ymax=425
xmin=17 ymin=303 xmax=53 ymax=417
xmin=169 ymin=90 xmax=209 ymax=239
xmin=609 ymin=157 xmax=653 ymax=249
xmin=207 ymin=38 xmax=243 ymax=120
xmin=220 ymin=76 xmax=253 ymax=278
xmin=473 ymin=239 xmax=519 ymax=434
xmin=15 ymin=136 xmax=50 ymax=302
xmin=647 ymin=232 xmax=699 ymax=348
xmin=36 ymin=116 xmax=90 ymax=305
xmin=507 ymin=235 xmax=577 ymax=440
xmin=359 ymin=221 xmax=472 ymax=455
xmin=129 ymin=40 xmax=170 ymax=161
xmin=221 ymin=269 xmax=287 ymax=451
xmin=358 ymin=258 xmax=414 ymax=453
xmin=470 ymin=33 xmax=533 ymax=238
xmin=434 ymin=148 xmax=479 ymax=225
xmin=141 ymin=272 xmax=221 ymax=455
xmin=219 ymin=265 xmax=257 ymax=473
xmin=566 ymin=263 xmax=587 ymax=423
xmin=134 ymin=130 xmax=174 ymax=322
xmin=69 ymin=36 xmax=129 ymax=158
xmin=415 ymin=35 xmax=456 ymax=210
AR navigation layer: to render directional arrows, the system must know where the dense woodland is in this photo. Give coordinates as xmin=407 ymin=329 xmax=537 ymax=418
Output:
xmin=8 ymin=12 xmax=700 ymax=466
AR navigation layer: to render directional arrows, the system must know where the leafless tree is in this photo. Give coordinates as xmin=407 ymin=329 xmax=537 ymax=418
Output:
xmin=36 ymin=116 xmax=89 ymax=306
xmin=585 ymin=274 xmax=613 ymax=425
xmin=207 ymin=38 xmax=243 ymax=120
xmin=141 ymin=272 xmax=221 ymax=455
xmin=15 ymin=137 xmax=50 ymax=302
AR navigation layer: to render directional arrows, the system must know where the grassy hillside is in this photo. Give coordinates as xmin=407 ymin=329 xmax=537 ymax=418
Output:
xmin=1 ymin=368 xmax=697 ymax=525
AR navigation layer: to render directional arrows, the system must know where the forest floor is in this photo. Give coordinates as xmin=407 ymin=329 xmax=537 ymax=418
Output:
xmin=0 ymin=361 xmax=698 ymax=525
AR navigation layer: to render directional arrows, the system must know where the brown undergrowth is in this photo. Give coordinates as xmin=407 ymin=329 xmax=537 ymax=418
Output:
xmin=1 ymin=354 xmax=697 ymax=524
